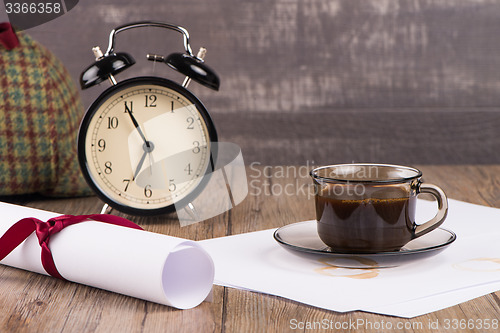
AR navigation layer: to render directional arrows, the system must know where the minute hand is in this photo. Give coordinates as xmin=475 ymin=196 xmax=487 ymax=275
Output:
xmin=126 ymin=108 xmax=150 ymax=148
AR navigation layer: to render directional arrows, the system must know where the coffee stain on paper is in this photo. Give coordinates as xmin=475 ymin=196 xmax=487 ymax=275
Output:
xmin=453 ymin=258 xmax=500 ymax=272
xmin=315 ymin=257 xmax=380 ymax=279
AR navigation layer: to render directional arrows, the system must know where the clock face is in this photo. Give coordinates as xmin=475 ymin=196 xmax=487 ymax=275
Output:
xmin=78 ymin=77 xmax=217 ymax=215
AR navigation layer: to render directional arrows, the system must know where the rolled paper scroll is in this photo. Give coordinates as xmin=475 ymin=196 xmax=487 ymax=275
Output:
xmin=0 ymin=201 xmax=214 ymax=309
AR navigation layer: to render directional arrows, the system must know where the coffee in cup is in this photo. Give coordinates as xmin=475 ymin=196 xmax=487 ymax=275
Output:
xmin=310 ymin=164 xmax=448 ymax=253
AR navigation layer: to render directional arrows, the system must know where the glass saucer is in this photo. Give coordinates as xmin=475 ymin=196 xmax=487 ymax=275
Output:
xmin=273 ymin=220 xmax=456 ymax=268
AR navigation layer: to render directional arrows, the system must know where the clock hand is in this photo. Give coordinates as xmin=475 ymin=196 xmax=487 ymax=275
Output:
xmin=125 ymin=108 xmax=150 ymax=148
xmin=132 ymin=141 xmax=156 ymax=181
xmin=125 ymin=108 xmax=154 ymax=172
xmin=133 ymin=150 xmax=148 ymax=181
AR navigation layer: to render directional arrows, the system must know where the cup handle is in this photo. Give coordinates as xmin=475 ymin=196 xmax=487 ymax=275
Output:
xmin=414 ymin=183 xmax=448 ymax=237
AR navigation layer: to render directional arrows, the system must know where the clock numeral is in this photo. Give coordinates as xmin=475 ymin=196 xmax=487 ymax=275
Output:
xmin=186 ymin=117 xmax=195 ymax=129
xmin=169 ymin=179 xmax=176 ymax=192
xmin=107 ymin=117 xmax=119 ymax=129
xmin=104 ymin=161 xmax=112 ymax=174
xmin=123 ymin=179 xmax=130 ymax=192
xmin=170 ymin=101 xmax=174 ymax=112
xmin=97 ymin=139 xmax=106 ymax=152
xmin=185 ymin=163 xmax=192 ymax=175
xmin=124 ymin=101 xmax=133 ymax=113
xmin=145 ymin=95 xmax=157 ymax=107
xmin=144 ymin=185 xmax=152 ymax=198
xmin=192 ymin=141 xmax=200 ymax=154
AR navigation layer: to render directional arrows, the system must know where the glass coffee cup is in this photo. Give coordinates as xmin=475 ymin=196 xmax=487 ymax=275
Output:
xmin=310 ymin=163 xmax=448 ymax=253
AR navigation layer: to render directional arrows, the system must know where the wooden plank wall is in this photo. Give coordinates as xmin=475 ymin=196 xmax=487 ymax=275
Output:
xmin=20 ymin=0 xmax=500 ymax=165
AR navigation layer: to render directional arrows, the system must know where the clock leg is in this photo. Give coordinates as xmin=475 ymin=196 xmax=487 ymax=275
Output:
xmin=100 ymin=203 xmax=114 ymax=215
xmin=183 ymin=202 xmax=201 ymax=222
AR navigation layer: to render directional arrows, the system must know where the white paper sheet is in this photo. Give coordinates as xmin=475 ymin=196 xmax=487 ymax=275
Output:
xmin=200 ymin=199 xmax=500 ymax=317
xmin=0 ymin=202 xmax=214 ymax=309
xmin=364 ymin=281 xmax=500 ymax=318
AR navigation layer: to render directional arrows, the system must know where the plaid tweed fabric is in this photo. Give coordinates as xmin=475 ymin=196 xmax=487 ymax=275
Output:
xmin=0 ymin=29 xmax=91 ymax=196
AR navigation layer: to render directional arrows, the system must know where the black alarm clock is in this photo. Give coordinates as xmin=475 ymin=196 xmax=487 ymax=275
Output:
xmin=77 ymin=21 xmax=219 ymax=216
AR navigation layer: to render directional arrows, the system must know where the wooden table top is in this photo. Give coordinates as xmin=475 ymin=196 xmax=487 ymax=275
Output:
xmin=1 ymin=165 xmax=500 ymax=332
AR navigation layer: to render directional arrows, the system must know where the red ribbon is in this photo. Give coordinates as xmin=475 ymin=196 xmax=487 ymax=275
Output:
xmin=0 ymin=214 xmax=143 ymax=280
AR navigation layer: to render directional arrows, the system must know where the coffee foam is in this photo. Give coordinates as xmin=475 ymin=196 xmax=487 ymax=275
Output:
xmin=317 ymin=183 xmax=410 ymax=201
xmin=334 ymin=197 xmax=409 ymax=204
